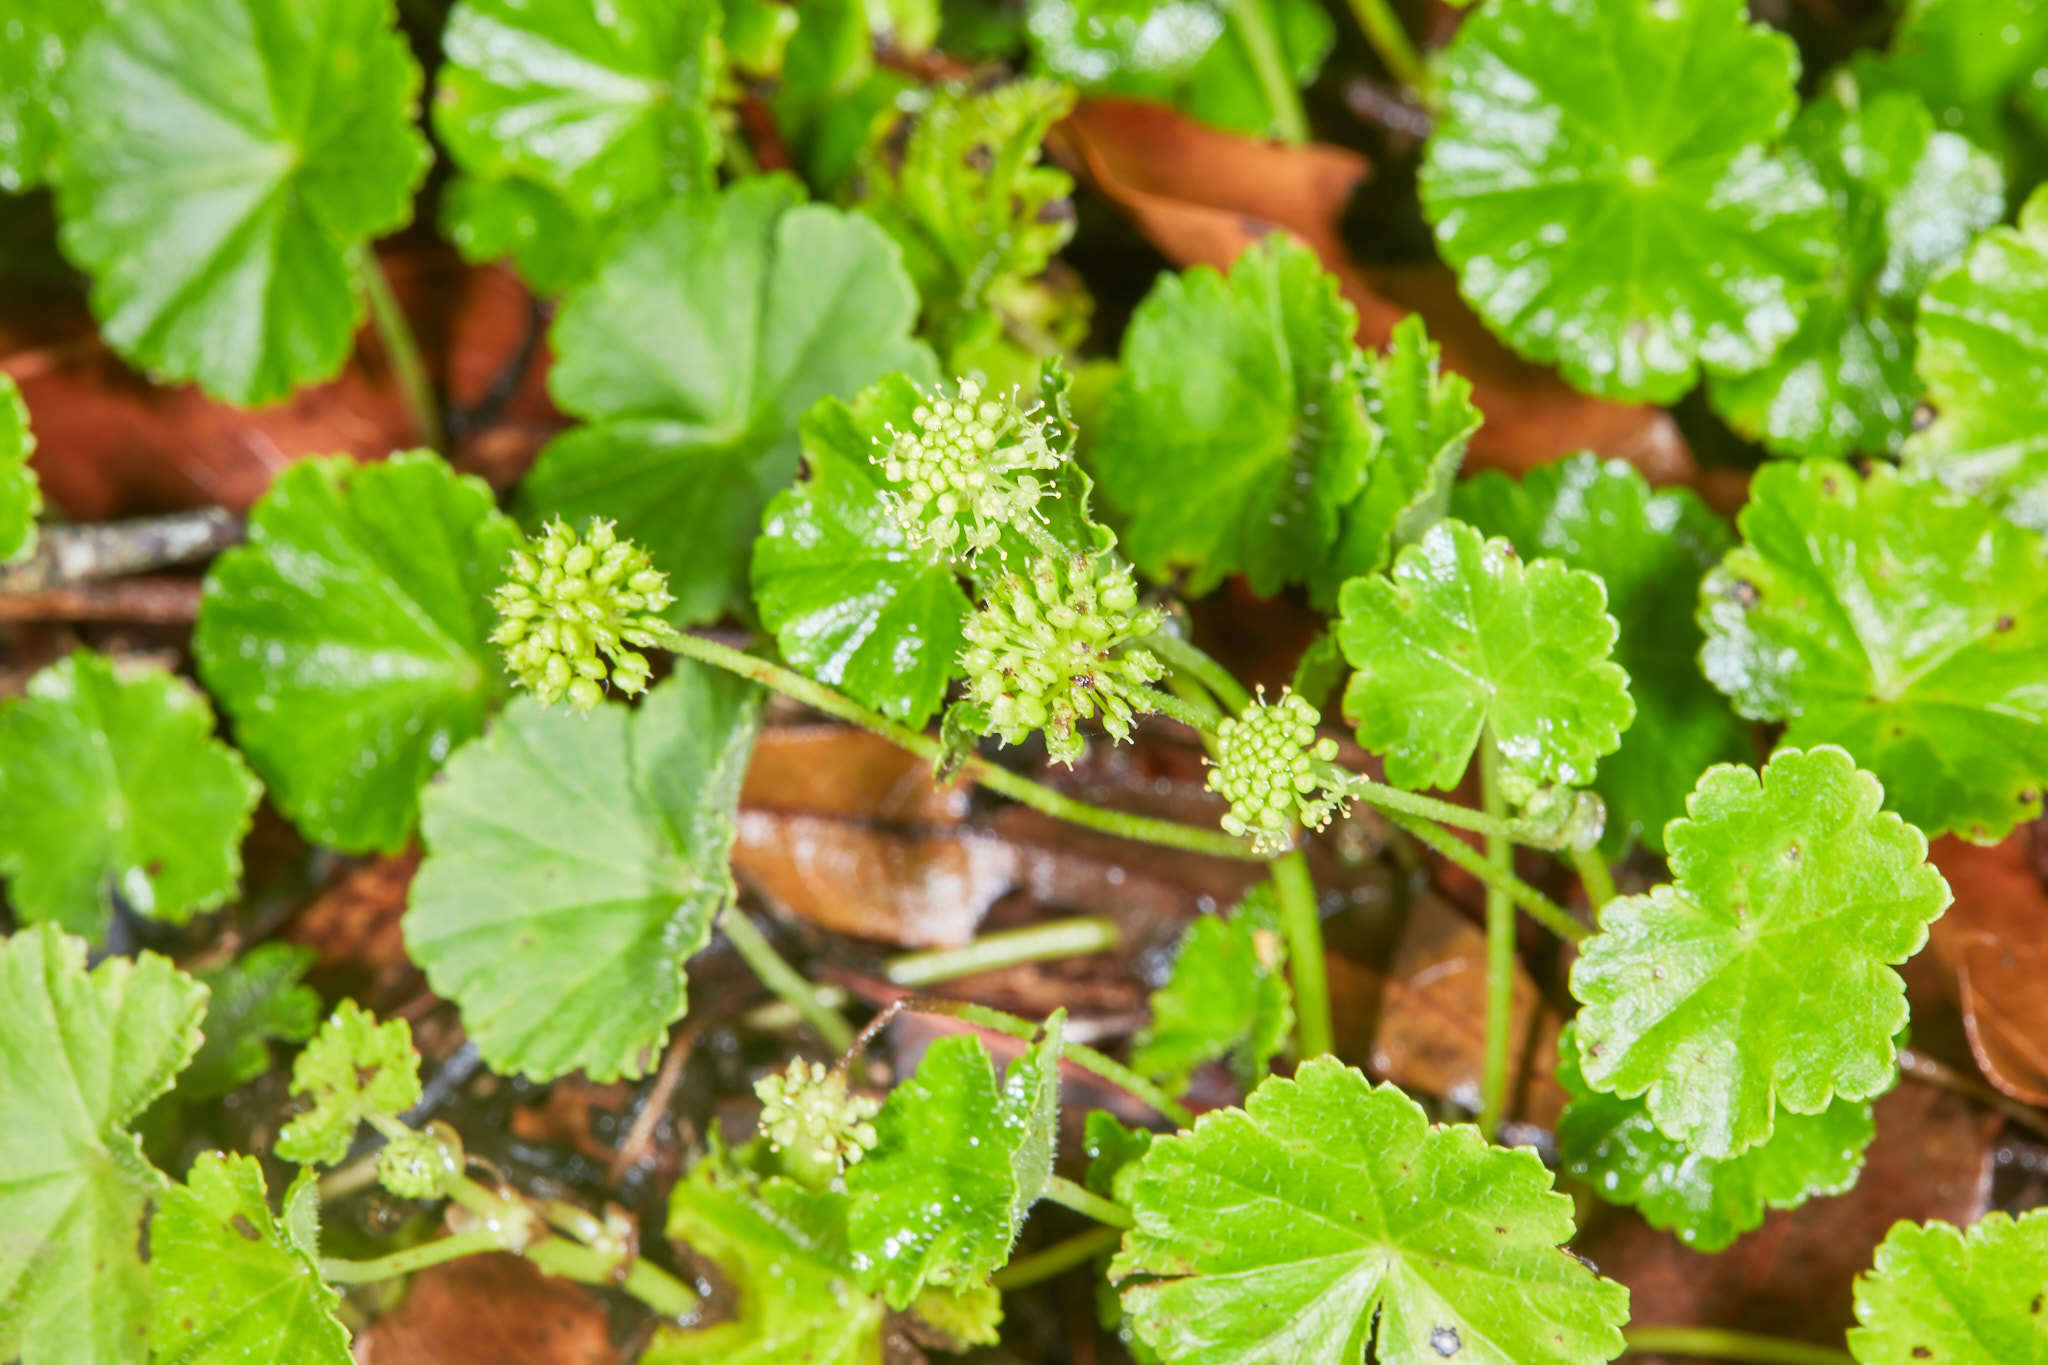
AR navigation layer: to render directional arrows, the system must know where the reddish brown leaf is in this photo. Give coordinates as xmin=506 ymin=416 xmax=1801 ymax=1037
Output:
xmin=356 ymin=1253 xmax=617 ymax=1365
xmin=742 ymin=724 xmax=967 ymax=824
xmin=286 ymin=852 xmax=421 ymax=1012
xmin=1930 ymin=822 xmax=2048 ymax=1106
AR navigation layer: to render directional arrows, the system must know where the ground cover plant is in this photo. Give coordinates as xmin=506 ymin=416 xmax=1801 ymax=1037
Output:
xmin=2 ymin=0 xmax=2048 ymax=1362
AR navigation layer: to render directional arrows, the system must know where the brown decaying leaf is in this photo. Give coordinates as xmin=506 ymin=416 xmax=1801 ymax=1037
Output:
xmin=356 ymin=1253 xmax=617 ymax=1365
xmin=286 ymin=852 xmax=422 ymax=1012
xmin=1929 ymin=820 xmax=2048 ymax=1106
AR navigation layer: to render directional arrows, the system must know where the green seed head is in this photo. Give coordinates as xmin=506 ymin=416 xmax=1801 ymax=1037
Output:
xmin=753 ymin=1059 xmax=881 ymax=1173
xmin=875 ymin=378 xmax=1064 ymax=559
xmin=1206 ymin=689 xmax=1345 ymax=854
xmin=376 ymin=1124 xmax=461 ymax=1200
xmin=491 ymin=519 xmax=674 ymax=711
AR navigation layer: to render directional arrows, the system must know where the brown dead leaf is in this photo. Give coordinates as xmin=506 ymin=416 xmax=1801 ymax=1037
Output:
xmin=742 ymin=724 xmax=967 ymax=824
xmin=1930 ymin=822 xmax=2048 ymax=1106
xmin=287 ymin=853 xmax=422 ymax=1012
xmin=356 ymin=1253 xmax=616 ymax=1365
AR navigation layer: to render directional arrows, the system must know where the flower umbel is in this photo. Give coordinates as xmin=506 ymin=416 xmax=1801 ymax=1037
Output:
xmin=491 ymin=519 xmax=675 ymax=711
xmin=960 ymin=549 xmax=1165 ymax=765
xmin=874 ymin=378 xmax=1063 ymax=557
xmin=754 ymin=1059 xmax=880 ymax=1172
xmin=1206 ymin=689 xmax=1346 ymax=855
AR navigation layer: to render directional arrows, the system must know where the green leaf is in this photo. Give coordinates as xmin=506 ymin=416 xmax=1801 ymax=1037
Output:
xmin=1132 ymin=886 xmax=1292 ymax=1096
xmin=1699 ymin=460 xmax=2048 ymax=842
xmin=1453 ymin=454 xmax=1746 ymax=854
xmin=1555 ymin=1023 xmax=1874 ymax=1253
xmin=1905 ymin=184 xmax=2048 ymax=532
xmin=1848 ymin=1209 xmax=2048 ymax=1365
xmin=276 ymin=1000 xmax=422 ymax=1166
xmin=0 ymin=925 xmax=207 ymax=1365
xmin=407 ymin=662 xmax=762 ymax=1082
xmin=435 ymin=0 xmax=718 ymax=220
xmin=180 ymin=944 xmax=322 ymax=1103
xmin=0 ymin=0 xmax=106 ymax=191
xmin=1112 ymin=1059 xmax=1629 ymax=1365
xmin=151 ymin=1155 xmax=349 ymax=1365
xmin=0 ymin=373 xmax=40 ymax=563
xmin=521 ymin=177 xmax=934 ymax=625
xmin=1085 ymin=1109 xmax=1153 ymax=1200
xmin=1419 ymin=0 xmax=1828 ymax=402
xmin=1337 ymin=518 xmax=1634 ymax=802
xmin=1709 ymin=89 xmax=2004 ymax=460
xmin=439 ymin=173 xmax=604 ymax=297
xmin=1849 ymin=0 xmax=2048 ymax=178
xmin=1570 ymin=746 xmax=1950 ymax=1159
xmin=1179 ymin=0 xmax=1332 ymax=140
xmin=1094 ymin=235 xmax=1375 ymax=596
xmin=752 ymin=376 xmax=971 ymax=727
xmin=52 ymin=0 xmax=428 ymax=404
xmin=0 ymin=650 xmax=261 ymax=942
xmin=846 ymin=1016 xmax=1065 ymax=1308
xmin=196 ymin=453 xmax=521 ymax=854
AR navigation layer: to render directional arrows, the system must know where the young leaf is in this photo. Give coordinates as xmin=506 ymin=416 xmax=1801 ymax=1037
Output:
xmin=1337 ymin=519 xmax=1634 ymax=802
xmin=1699 ymin=460 xmax=2048 ymax=842
xmin=846 ymin=1016 xmax=1065 ymax=1308
xmin=0 ymin=650 xmax=261 ymax=942
xmin=52 ymin=0 xmax=429 ymax=403
xmin=1708 ymin=89 xmax=2004 ymax=459
xmin=1132 ymin=885 xmax=1293 ymax=1096
xmin=1454 ymin=454 xmax=1746 ymax=854
xmin=1555 ymin=1023 xmax=1875 ymax=1253
xmin=521 ymin=177 xmax=935 ymax=624
xmin=0 ymin=0 xmax=105 ymax=191
xmin=406 ymin=663 xmax=762 ymax=1082
xmin=1905 ymin=184 xmax=2048 ymax=532
xmin=0 ymin=925 xmax=206 ymax=1365
xmin=752 ymin=376 xmax=972 ymax=727
xmin=0 ymin=372 xmax=40 ymax=562
xmin=1419 ymin=0 xmax=1828 ymax=402
xmin=196 ymin=453 xmax=521 ymax=853
xmin=435 ymin=0 xmax=719 ymax=219
xmin=1570 ymin=746 xmax=1951 ymax=1159
xmin=180 ymin=943 xmax=322 ymax=1102
xmin=1112 ymin=1059 xmax=1630 ymax=1365
xmin=1847 ymin=1209 xmax=2048 ymax=1365
xmin=151 ymin=1155 xmax=349 ymax=1365
xmin=1093 ymin=235 xmax=1376 ymax=596
xmin=439 ymin=173 xmax=604 ymax=296
xmin=276 ymin=1000 xmax=422 ymax=1166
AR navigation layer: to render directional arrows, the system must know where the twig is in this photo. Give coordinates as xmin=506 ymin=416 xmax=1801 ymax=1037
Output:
xmin=607 ymin=1021 xmax=699 ymax=1183
xmin=0 ymin=576 xmax=201 ymax=623
xmin=0 ymin=508 xmax=241 ymax=592
xmin=1900 ymin=1047 xmax=2048 ymax=1143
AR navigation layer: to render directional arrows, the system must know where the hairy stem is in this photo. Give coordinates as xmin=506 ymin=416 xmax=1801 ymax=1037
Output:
xmin=991 ymin=1225 xmax=1125 ymax=1290
xmin=1271 ymin=850 xmax=1333 ymax=1058
xmin=1621 ymin=1327 xmax=1854 ymax=1365
xmin=1146 ymin=632 xmax=1253 ymax=713
xmin=320 ymin=1229 xmax=505 ymax=1284
xmin=719 ymin=905 xmax=856 ymax=1052
xmin=1478 ymin=740 xmax=1513 ymax=1137
xmin=1572 ymin=844 xmax=1618 ymax=913
xmin=888 ymin=917 xmax=1121 ymax=987
xmin=1386 ymin=809 xmax=1588 ymax=944
xmin=1341 ymin=0 xmax=1429 ymax=93
xmin=1225 ymin=0 xmax=1311 ymax=142
xmin=352 ymin=251 xmax=444 ymax=453
xmin=1147 ymin=686 xmax=1223 ymax=737
xmin=524 ymin=1237 xmax=699 ymax=1320
xmin=1040 ymin=1174 xmax=1135 ymax=1229
xmin=1323 ymin=763 xmax=1587 ymax=850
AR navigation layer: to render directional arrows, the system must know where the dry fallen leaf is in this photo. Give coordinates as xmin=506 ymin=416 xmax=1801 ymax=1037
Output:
xmin=1930 ymin=821 xmax=2048 ymax=1106
xmin=356 ymin=1253 xmax=617 ymax=1365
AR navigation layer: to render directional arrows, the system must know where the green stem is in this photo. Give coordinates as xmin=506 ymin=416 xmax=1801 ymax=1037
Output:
xmin=1478 ymin=741 xmax=1513 ymax=1137
xmin=1147 ymin=687 xmax=1222 ymax=736
xmin=1622 ymin=1327 xmax=1854 ymax=1365
xmin=888 ymin=917 xmax=1120 ymax=988
xmin=664 ymin=632 xmax=1261 ymax=862
xmin=991 ymin=1225 xmax=1125 ymax=1290
xmin=317 ymin=1153 xmax=382 ymax=1203
xmin=1271 ymin=850 xmax=1333 ymax=1059
xmin=1146 ymin=632 xmax=1253 ymax=713
xmin=1040 ymin=1174 xmax=1134 ymax=1229
xmin=1322 ymin=762 xmax=1585 ymax=850
xmin=1225 ymin=0 xmax=1311 ymax=142
xmin=524 ymin=1238 xmax=698 ymax=1320
xmin=352 ymin=250 xmax=444 ymax=453
xmin=321 ymin=1229 xmax=504 ymax=1283
xmin=719 ymin=905 xmax=855 ymax=1053
xmin=925 ymin=998 xmax=1195 ymax=1128
xmin=1386 ymin=810 xmax=1588 ymax=944
xmin=1572 ymin=844 xmax=1618 ymax=913
xmin=1341 ymin=0 xmax=1429 ymax=92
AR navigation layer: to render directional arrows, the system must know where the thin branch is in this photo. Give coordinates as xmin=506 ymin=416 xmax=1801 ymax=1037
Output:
xmin=0 ymin=508 xmax=241 ymax=592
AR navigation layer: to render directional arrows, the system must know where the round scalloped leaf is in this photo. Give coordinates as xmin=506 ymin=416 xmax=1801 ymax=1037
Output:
xmin=1132 ymin=885 xmax=1292 ymax=1097
xmin=407 ymin=663 xmax=762 ymax=1082
xmin=1699 ymin=460 xmax=2048 ymax=842
xmin=435 ymin=0 xmax=718 ymax=220
xmin=1454 ymin=454 xmax=1744 ymax=853
xmin=0 ymin=925 xmax=207 ymax=1365
xmin=0 ymin=373 xmax=41 ymax=563
xmin=1905 ymin=185 xmax=2048 ymax=532
xmin=439 ymin=173 xmax=604 ymax=297
xmin=1571 ymin=746 xmax=1951 ymax=1159
xmin=52 ymin=0 xmax=429 ymax=404
xmin=1708 ymin=89 xmax=2004 ymax=460
xmin=1420 ymin=0 xmax=1828 ymax=402
xmin=521 ymin=176 xmax=935 ymax=625
xmin=1111 ymin=1059 xmax=1629 ymax=1365
xmin=1093 ymin=234 xmax=1376 ymax=597
xmin=1847 ymin=1209 xmax=2048 ymax=1365
xmin=1555 ymin=1023 xmax=1874 ymax=1252
xmin=752 ymin=378 xmax=971 ymax=728
xmin=1338 ymin=518 xmax=1633 ymax=802
xmin=196 ymin=454 xmax=520 ymax=853
xmin=0 ymin=651 xmax=261 ymax=943
xmin=1848 ymin=0 xmax=2048 ymax=177
xmin=0 ymin=1 xmax=106 ymax=191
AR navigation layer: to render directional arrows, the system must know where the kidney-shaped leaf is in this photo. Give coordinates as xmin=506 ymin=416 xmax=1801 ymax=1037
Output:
xmin=1847 ymin=1209 xmax=2048 ymax=1365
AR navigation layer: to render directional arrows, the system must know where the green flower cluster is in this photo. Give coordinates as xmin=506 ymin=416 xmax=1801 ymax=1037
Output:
xmin=961 ymin=550 xmax=1165 ymax=766
xmin=376 ymin=1124 xmax=460 ymax=1200
xmin=1206 ymin=690 xmax=1346 ymax=854
xmin=491 ymin=518 xmax=675 ymax=711
xmin=754 ymin=1059 xmax=881 ymax=1173
xmin=874 ymin=378 xmax=1062 ymax=556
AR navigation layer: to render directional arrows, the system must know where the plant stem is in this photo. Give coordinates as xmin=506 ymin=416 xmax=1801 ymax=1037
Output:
xmin=1147 ymin=687 xmax=1222 ymax=736
xmin=1478 ymin=740 xmax=1513 ymax=1138
xmin=1040 ymin=1174 xmax=1134 ymax=1229
xmin=664 ymin=631 xmax=1261 ymax=862
xmin=991 ymin=1225 xmax=1125 ymax=1290
xmin=1323 ymin=764 xmax=1582 ymax=850
xmin=352 ymin=250 xmax=444 ymax=453
xmin=524 ymin=1238 xmax=699 ymax=1320
xmin=1270 ymin=850 xmax=1333 ymax=1059
xmin=888 ymin=917 xmax=1120 ymax=988
xmin=1146 ymin=632 xmax=1253 ymax=713
xmin=321 ymin=1229 xmax=505 ymax=1283
xmin=1225 ymin=0 xmax=1311 ymax=143
xmin=1572 ymin=844 xmax=1618 ymax=913
xmin=1622 ymin=1327 xmax=1854 ymax=1365
xmin=1386 ymin=809 xmax=1588 ymax=944
xmin=719 ymin=905 xmax=855 ymax=1053
xmin=1341 ymin=0 xmax=1429 ymax=93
